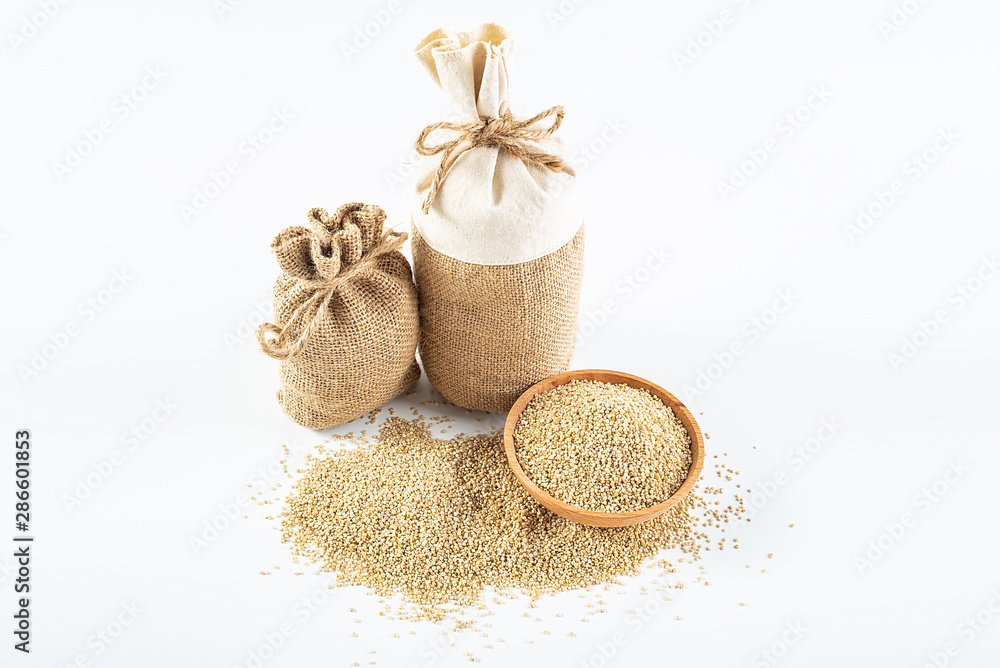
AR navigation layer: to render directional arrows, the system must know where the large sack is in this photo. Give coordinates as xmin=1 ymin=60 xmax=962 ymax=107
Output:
xmin=411 ymin=24 xmax=585 ymax=412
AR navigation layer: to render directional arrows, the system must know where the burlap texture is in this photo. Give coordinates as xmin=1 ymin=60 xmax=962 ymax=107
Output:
xmin=412 ymin=224 xmax=584 ymax=413
xmin=259 ymin=203 xmax=420 ymax=429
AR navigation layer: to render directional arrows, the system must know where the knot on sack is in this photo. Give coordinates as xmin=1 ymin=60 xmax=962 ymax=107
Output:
xmin=256 ymin=204 xmax=406 ymax=361
xmin=414 ymin=106 xmax=573 ymax=214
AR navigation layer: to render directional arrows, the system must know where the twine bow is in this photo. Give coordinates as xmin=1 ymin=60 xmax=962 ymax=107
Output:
xmin=414 ymin=105 xmax=573 ymax=214
xmin=256 ymin=229 xmax=406 ymax=361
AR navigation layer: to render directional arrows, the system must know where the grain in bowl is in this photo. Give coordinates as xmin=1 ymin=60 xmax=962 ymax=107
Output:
xmin=513 ymin=379 xmax=693 ymax=514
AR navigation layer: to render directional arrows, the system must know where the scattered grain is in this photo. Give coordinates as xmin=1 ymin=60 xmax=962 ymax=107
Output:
xmin=279 ymin=411 xmax=745 ymax=623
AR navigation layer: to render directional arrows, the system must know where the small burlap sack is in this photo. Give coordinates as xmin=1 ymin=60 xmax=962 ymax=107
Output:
xmin=257 ymin=203 xmax=420 ymax=429
xmin=411 ymin=24 xmax=584 ymax=412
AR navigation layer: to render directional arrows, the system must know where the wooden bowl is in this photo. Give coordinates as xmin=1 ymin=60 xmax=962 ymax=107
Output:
xmin=503 ymin=369 xmax=706 ymax=528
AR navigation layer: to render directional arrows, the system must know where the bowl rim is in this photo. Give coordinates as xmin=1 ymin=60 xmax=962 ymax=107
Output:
xmin=503 ymin=369 xmax=706 ymax=528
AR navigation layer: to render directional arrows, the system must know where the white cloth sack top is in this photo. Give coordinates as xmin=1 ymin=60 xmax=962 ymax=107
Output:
xmin=412 ymin=24 xmax=582 ymax=266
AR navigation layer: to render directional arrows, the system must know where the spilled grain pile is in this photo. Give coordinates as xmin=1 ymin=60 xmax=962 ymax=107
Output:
xmin=279 ymin=414 xmax=745 ymax=621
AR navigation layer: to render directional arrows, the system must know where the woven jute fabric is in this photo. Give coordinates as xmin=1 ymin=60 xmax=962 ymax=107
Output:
xmin=412 ymin=225 xmax=584 ymax=413
xmin=257 ymin=203 xmax=420 ymax=429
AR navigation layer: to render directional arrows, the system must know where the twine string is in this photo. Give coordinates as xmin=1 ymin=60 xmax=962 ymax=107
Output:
xmin=414 ymin=105 xmax=572 ymax=215
xmin=256 ymin=230 xmax=406 ymax=361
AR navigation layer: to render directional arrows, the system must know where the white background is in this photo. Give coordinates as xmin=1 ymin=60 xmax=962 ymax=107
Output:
xmin=2 ymin=0 xmax=999 ymax=666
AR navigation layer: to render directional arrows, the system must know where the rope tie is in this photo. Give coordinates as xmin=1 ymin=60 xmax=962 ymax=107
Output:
xmin=256 ymin=230 xmax=406 ymax=361
xmin=414 ymin=105 xmax=572 ymax=214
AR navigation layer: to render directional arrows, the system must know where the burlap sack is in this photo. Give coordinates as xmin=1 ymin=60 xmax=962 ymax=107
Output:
xmin=411 ymin=24 xmax=584 ymax=412
xmin=257 ymin=203 xmax=420 ymax=429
